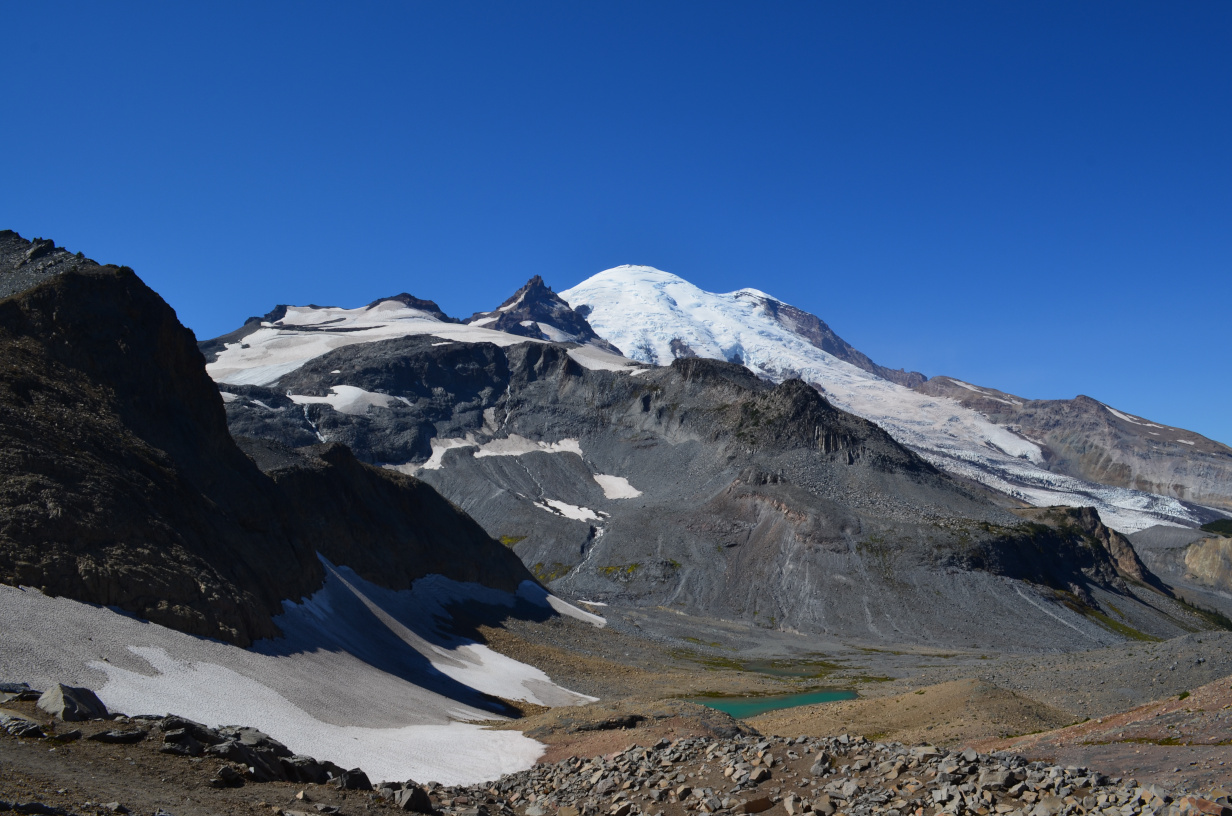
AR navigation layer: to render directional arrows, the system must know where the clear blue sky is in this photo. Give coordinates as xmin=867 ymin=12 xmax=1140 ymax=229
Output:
xmin=3 ymin=2 xmax=1230 ymax=444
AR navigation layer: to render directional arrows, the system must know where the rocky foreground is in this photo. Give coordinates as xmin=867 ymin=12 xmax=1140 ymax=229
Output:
xmin=3 ymin=681 xmax=1231 ymax=816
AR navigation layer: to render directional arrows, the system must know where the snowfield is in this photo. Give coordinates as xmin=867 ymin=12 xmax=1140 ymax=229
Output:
xmin=206 ymin=299 xmax=635 ymax=386
xmin=561 ymin=265 xmax=1203 ymax=533
xmin=0 ymin=561 xmax=599 ymax=785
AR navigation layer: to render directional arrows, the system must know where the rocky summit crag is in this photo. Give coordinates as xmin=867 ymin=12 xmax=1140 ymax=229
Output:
xmin=0 ymin=230 xmax=533 ymax=646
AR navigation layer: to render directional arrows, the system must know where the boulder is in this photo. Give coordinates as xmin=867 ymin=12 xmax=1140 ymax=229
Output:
xmin=393 ymin=786 xmax=433 ymax=813
xmin=335 ymin=768 xmax=373 ymax=791
xmin=160 ymin=729 xmax=204 ymax=757
xmin=1174 ymin=797 xmax=1232 ymax=816
xmin=740 ymin=798 xmax=774 ymax=814
xmin=36 ymin=684 xmax=108 ymax=721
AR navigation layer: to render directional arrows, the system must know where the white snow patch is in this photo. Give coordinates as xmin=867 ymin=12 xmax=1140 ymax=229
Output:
xmin=566 ymin=345 xmax=642 ymax=372
xmin=1105 ymin=405 xmax=1164 ymax=428
xmin=421 ymin=438 xmax=479 ymax=470
xmin=593 ymin=474 xmax=642 ymax=499
xmin=475 ymin=435 xmax=583 ymax=458
xmin=534 ymin=499 xmax=602 ymax=521
xmin=289 ymin=385 xmax=399 ymax=416
xmin=535 ymin=322 xmax=575 ymax=343
xmin=1176 ymin=439 xmax=1195 ymax=445
xmin=219 ymin=391 xmax=239 ymax=403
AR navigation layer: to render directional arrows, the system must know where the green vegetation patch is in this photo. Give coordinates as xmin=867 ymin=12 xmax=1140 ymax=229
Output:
xmin=498 ymin=534 xmax=527 ymax=547
xmin=532 ymin=561 xmax=571 ymax=582
xmin=1200 ymin=519 xmax=1232 ymax=537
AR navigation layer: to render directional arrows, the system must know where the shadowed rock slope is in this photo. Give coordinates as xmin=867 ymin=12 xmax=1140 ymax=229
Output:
xmin=219 ymin=325 xmax=1217 ymax=649
xmin=916 ymin=376 xmax=1232 ymax=513
xmin=0 ymin=230 xmax=533 ymax=646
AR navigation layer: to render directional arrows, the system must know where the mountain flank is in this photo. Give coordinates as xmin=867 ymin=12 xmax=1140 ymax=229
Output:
xmin=916 ymin=376 xmax=1232 ymax=513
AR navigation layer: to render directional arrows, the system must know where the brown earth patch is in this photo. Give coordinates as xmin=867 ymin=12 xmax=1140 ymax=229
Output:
xmin=748 ymin=678 xmax=1073 ymax=746
xmin=979 ymin=672 xmax=1232 ymax=794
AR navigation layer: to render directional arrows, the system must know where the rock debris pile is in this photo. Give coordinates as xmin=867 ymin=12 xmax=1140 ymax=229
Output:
xmin=413 ymin=734 xmax=1228 ymax=816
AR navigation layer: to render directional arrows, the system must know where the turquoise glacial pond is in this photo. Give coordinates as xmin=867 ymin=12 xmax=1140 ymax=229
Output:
xmin=691 ymin=689 xmax=857 ymax=719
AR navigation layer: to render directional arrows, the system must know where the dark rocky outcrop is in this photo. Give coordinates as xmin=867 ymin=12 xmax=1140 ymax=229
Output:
xmin=0 ymin=231 xmax=533 ymax=646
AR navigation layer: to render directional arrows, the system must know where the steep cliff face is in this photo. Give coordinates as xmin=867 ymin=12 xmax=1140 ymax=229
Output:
xmin=0 ymin=232 xmax=532 ymax=646
xmin=916 ymin=377 xmax=1232 ymax=513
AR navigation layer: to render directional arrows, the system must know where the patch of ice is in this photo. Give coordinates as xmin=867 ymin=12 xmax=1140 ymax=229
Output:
xmin=289 ymin=385 xmax=399 ymax=416
xmin=593 ymin=474 xmax=642 ymax=499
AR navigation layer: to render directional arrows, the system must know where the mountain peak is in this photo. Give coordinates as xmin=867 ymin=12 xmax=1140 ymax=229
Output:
xmin=465 ymin=275 xmax=622 ymax=353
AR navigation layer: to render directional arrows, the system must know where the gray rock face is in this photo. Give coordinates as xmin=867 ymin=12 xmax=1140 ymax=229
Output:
xmin=222 ymin=334 xmax=1209 ymax=649
xmin=916 ymin=377 xmax=1232 ymax=514
xmin=1129 ymin=525 xmax=1232 ymax=620
xmin=37 ymin=683 xmax=108 ymax=721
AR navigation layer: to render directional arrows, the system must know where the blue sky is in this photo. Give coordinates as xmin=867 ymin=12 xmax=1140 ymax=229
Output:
xmin=3 ymin=2 xmax=1230 ymax=444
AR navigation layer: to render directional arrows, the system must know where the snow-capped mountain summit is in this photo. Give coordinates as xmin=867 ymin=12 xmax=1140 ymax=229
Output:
xmin=562 ymin=265 xmax=925 ymax=387
xmin=562 ymin=265 xmax=1213 ymax=532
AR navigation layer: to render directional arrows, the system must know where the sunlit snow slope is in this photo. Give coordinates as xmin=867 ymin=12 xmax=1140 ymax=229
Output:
xmin=0 ymin=561 xmax=600 ymax=785
xmin=561 ymin=266 xmax=1202 ymax=533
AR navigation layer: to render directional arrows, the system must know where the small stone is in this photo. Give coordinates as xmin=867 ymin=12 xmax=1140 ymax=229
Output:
xmin=88 ymin=729 xmax=148 ymax=745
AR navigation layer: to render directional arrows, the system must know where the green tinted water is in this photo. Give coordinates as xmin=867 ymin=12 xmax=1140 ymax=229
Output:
xmin=691 ymin=689 xmax=857 ymax=719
